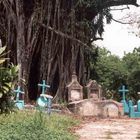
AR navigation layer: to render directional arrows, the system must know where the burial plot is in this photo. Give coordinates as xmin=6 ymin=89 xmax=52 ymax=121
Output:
xmin=67 ymin=73 xmax=83 ymax=102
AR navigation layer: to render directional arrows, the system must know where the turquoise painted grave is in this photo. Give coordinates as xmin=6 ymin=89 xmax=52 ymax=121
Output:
xmin=37 ymin=80 xmax=53 ymax=114
xmin=119 ymin=85 xmax=129 ymax=114
xmin=119 ymin=85 xmax=140 ymax=118
xmin=14 ymin=86 xmax=24 ymax=109
xmin=129 ymin=100 xmax=140 ymax=118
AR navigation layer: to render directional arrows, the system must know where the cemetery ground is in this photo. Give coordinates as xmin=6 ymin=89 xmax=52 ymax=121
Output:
xmin=75 ymin=116 xmax=140 ymax=140
xmin=1 ymin=110 xmax=140 ymax=140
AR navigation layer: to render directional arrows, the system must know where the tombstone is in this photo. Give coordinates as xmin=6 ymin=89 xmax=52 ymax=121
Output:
xmin=14 ymin=86 xmax=25 ymax=109
xmin=86 ymin=80 xmax=102 ymax=100
xmin=67 ymin=73 xmax=83 ymax=102
xmin=37 ymin=80 xmax=53 ymax=114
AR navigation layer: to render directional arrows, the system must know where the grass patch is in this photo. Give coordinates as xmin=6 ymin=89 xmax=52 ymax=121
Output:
xmin=0 ymin=110 xmax=79 ymax=140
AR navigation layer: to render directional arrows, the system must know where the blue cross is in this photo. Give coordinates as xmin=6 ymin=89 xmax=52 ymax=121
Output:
xmin=119 ymin=85 xmax=129 ymax=101
xmin=38 ymin=80 xmax=50 ymax=94
xmin=14 ymin=86 xmax=24 ymax=101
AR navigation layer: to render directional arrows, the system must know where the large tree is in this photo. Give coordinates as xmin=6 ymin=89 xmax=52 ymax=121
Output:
xmin=123 ymin=47 xmax=140 ymax=102
xmin=0 ymin=0 xmax=138 ymax=102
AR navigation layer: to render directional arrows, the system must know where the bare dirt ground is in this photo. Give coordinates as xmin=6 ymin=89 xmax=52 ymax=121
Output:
xmin=75 ymin=117 xmax=140 ymax=140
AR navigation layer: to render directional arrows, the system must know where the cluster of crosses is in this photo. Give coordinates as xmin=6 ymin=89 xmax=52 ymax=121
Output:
xmin=13 ymin=80 xmax=53 ymax=114
xmin=13 ymin=82 xmax=140 ymax=118
xmin=119 ymin=85 xmax=140 ymax=118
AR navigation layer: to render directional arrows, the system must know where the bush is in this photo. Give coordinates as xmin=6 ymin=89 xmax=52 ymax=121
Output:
xmin=0 ymin=47 xmax=18 ymax=114
xmin=0 ymin=111 xmax=79 ymax=140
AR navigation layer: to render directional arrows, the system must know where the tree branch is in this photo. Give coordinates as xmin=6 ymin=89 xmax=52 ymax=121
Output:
xmin=111 ymin=17 xmax=134 ymax=24
xmin=101 ymin=0 xmax=139 ymax=9
xmin=110 ymin=6 xmax=130 ymax=11
xmin=40 ymin=23 xmax=90 ymax=48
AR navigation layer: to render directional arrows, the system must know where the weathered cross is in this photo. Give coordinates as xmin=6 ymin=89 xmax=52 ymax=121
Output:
xmin=38 ymin=80 xmax=50 ymax=94
xmin=119 ymin=85 xmax=129 ymax=101
xmin=14 ymin=86 xmax=24 ymax=101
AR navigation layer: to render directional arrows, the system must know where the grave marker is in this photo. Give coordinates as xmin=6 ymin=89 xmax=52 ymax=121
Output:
xmin=118 ymin=85 xmax=129 ymax=114
xmin=37 ymin=80 xmax=53 ymax=114
xmin=13 ymin=86 xmax=24 ymax=109
xmin=38 ymin=80 xmax=50 ymax=95
xmin=119 ymin=85 xmax=129 ymax=101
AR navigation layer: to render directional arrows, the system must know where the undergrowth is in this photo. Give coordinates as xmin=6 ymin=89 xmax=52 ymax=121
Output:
xmin=0 ymin=110 xmax=79 ymax=140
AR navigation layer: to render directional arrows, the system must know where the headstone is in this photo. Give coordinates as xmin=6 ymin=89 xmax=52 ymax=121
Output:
xmin=86 ymin=80 xmax=102 ymax=100
xmin=14 ymin=86 xmax=25 ymax=109
xmin=67 ymin=73 xmax=83 ymax=102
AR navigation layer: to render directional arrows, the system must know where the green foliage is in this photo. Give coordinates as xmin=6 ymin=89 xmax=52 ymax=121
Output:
xmin=0 ymin=47 xmax=18 ymax=114
xmin=0 ymin=111 xmax=79 ymax=140
xmin=122 ymin=47 xmax=140 ymax=102
xmin=89 ymin=46 xmax=140 ymax=102
xmin=75 ymin=0 xmax=112 ymax=39
xmin=90 ymin=47 xmax=123 ymax=100
xmin=92 ymin=47 xmax=126 ymax=100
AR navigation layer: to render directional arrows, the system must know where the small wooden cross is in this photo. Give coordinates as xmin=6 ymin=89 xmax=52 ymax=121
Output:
xmin=119 ymin=85 xmax=129 ymax=101
xmin=14 ymin=86 xmax=24 ymax=101
xmin=38 ymin=80 xmax=50 ymax=95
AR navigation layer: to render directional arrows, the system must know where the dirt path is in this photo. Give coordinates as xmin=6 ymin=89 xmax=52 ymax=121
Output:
xmin=76 ymin=118 xmax=140 ymax=140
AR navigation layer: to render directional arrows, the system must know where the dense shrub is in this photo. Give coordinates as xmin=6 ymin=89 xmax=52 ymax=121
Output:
xmin=0 ymin=47 xmax=18 ymax=114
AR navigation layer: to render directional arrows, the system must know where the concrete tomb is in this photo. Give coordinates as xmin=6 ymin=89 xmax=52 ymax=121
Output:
xmin=67 ymin=74 xmax=124 ymax=118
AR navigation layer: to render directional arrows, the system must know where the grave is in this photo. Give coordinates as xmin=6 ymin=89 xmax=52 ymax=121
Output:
xmin=14 ymin=86 xmax=24 ymax=109
xmin=86 ymin=80 xmax=102 ymax=100
xmin=66 ymin=73 xmax=83 ymax=102
xmin=118 ymin=85 xmax=140 ymax=118
xmin=37 ymin=80 xmax=53 ymax=114
xmin=67 ymin=74 xmax=123 ymax=117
